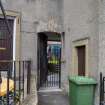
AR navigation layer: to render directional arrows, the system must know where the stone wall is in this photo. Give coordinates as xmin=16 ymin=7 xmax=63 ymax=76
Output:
xmin=1 ymin=0 xmax=103 ymax=104
xmin=98 ymin=0 xmax=105 ymax=104
xmin=63 ymin=0 xmax=99 ymax=104
xmin=1 ymin=0 xmax=63 ymax=74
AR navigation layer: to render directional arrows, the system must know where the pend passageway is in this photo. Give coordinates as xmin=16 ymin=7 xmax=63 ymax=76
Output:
xmin=38 ymin=91 xmax=69 ymax=105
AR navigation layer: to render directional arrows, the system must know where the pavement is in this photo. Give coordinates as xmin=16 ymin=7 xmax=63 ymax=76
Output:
xmin=22 ymin=94 xmax=38 ymax=105
xmin=38 ymin=91 xmax=69 ymax=105
xmin=22 ymin=75 xmax=38 ymax=105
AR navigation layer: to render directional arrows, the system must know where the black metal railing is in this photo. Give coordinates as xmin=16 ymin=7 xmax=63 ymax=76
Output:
xmin=0 ymin=60 xmax=31 ymax=105
xmin=40 ymin=50 xmax=61 ymax=88
xmin=100 ymin=72 xmax=105 ymax=105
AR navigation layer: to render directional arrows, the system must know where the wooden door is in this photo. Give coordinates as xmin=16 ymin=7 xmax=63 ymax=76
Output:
xmin=77 ymin=46 xmax=85 ymax=76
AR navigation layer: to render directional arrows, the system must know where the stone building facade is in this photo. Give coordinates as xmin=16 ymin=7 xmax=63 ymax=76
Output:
xmin=1 ymin=0 xmax=105 ymax=104
xmin=1 ymin=0 xmax=63 ymax=72
xmin=64 ymin=0 xmax=103 ymax=104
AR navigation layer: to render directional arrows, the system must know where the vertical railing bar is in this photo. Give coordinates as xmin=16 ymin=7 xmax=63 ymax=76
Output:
xmin=56 ymin=50 xmax=58 ymax=87
xmin=51 ymin=64 xmax=53 ymax=87
xmin=50 ymin=67 xmax=52 ymax=86
xmin=0 ymin=96 xmax=1 ymax=104
xmin=46 ymin=70 xmax=47 ymax=87
xmin=44 ymin=75 xmax=45 ymax=87
xmin=56 ymin=49 xmax=58 ymax=87
xmin=46 ymin=65 xmax=48 ymax=87
xmin=58 ymin=64 xmax=60 ymax=86
xmin=46 ymin=62 xmax=48 ymax=87
xmin=27 ymin=61 xmax=31 ymax=94
xmin=55 ymin=65 xmax=57 ymax=87
xmin=100 ymin=72 xmax=102 ymax=105
xmin=19 ymin=61 xmax=21 ymax=105
xmin=56 ymin=59 xmax=59 ymax=86
xmin=53 ymin=69 xmax=55 ymax=86
xmin=53 ymin=64 xmax=56 ymax=86
xmin=27 ymin=61 xmax=29 ymax=94
xmin=56 ymin=64 xmax=58 ymax=87
xmin=47 ymin=71 xmax=49 ymax=87
xmin=59 ymin=50 xmax=61 ymax=88
xmin=58 ymin=64 xmax=60 ymax=87
xmin=55 ymin=56 xmax=56 ymax=87
xmin=52 ymin=69 xmax=53 ymax=87
xmin=53 ymin=60 xmax=54 ymax=87
xmin=22 ymin=61 xmax=25 ymax=100
xmin=50 ymin=66 xmax=51 ymax=87
xmin=52 ymin=70 xmax=54 ymax=87
xmin=49 ymin=62 xmax=51 ymax=87
xmin=56 ymin=49 xmax=59 ymax=86
xmin=7 ymin=69 xmax=9 ymax=105
xmin=45 ymin=73 xmax=46 ymax=87
xmin=52 ymin=60 xmax=55 ymax=87
xmin=50 ymin=70 xmax=51 ymax=87
xmin=48 ymin=68 xmax=49 ymax=87
xmin=54 ymin=60 xmax=56 ymax=87
xmin=56 ymin=61 xmax=57 ymax=86
xmin=14 ymin=61 xmax=16 ymax=104
xmin=103 ymin=77 xmax=105 ymax=93
xmin=103 ymin=77 xmax=105 ymax=103
xmin=48 ymin=61 xmax=49 ymax=87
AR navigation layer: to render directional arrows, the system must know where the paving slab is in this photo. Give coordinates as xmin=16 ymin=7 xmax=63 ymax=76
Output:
xmin=38 ymin=91 xmax=69 ymax=105
xmin=22 ymin=95 xmax=37 ymax=105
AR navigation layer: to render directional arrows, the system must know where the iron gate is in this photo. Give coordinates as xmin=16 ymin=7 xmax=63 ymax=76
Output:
xmin=46 ymin=43 xmax=61 ymax=88
xmin=37 ymin=34 xmax=61 ymax=89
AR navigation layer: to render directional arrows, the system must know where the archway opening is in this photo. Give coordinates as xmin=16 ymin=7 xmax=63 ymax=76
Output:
xmin=37 ymin=31 xmax=61 ymax=90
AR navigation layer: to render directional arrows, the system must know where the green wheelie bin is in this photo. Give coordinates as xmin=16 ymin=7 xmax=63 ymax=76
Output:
xmin=69 ymin=76 xmax=97 ymax=105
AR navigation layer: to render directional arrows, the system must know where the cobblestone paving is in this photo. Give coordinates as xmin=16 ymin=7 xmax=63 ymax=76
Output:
xmin=38 ymin=91 xmax=69 ymax=105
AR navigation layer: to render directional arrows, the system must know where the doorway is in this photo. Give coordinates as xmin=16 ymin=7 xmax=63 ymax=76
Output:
xmin=37 ymin=32 xmax=61 ymax=90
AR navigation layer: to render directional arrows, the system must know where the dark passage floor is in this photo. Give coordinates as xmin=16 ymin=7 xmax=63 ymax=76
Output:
xmin=38 ymin=91 xmax=69 ymax=105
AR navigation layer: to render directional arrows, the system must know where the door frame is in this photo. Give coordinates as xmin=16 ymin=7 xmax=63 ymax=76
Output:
xmin=72 ymin=38 xmax=89 ymax=76
xmin=37 ymin=32 xmax=62 ymax=89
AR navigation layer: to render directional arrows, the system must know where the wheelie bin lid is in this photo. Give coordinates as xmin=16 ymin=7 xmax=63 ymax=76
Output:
xmin=69 ymin=76 xmax=97 ymax=85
